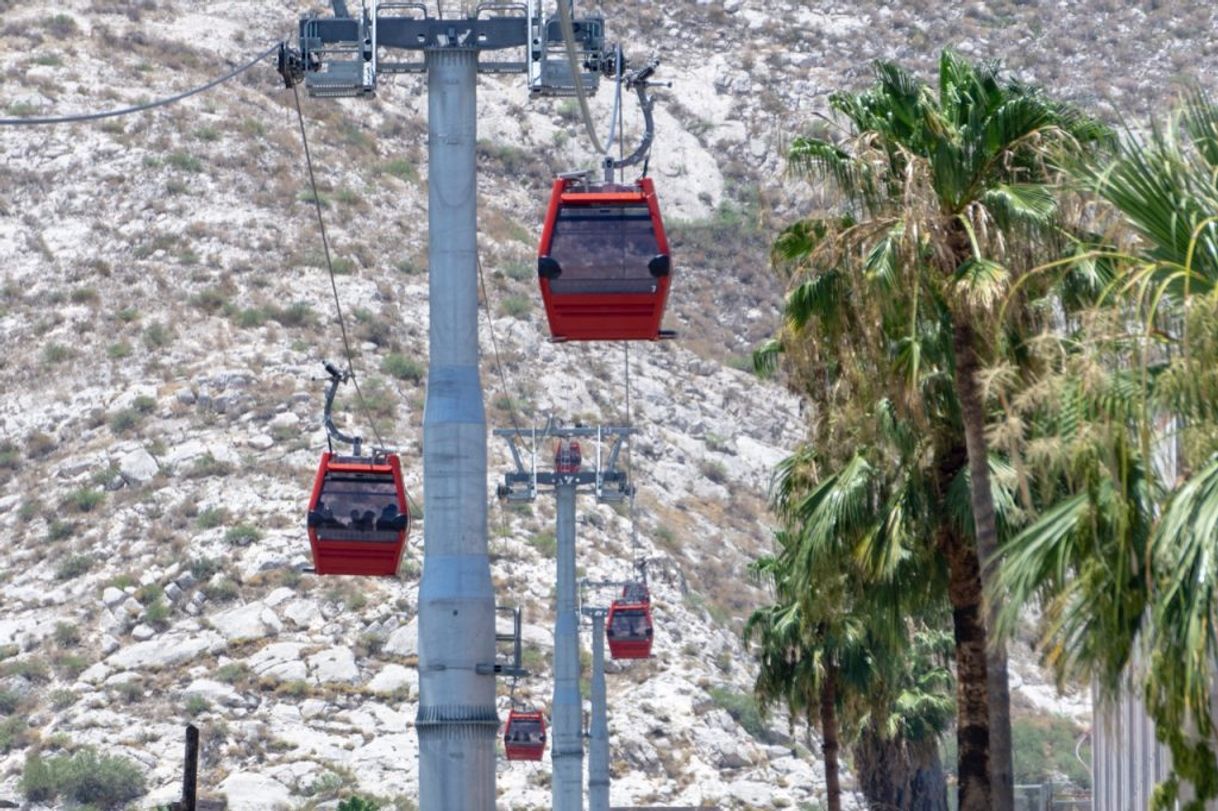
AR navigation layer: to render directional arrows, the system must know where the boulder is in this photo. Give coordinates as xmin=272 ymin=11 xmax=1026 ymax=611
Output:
xmin=218 ymin=772 xmax=291 ymax=811
xmin=118 ymin=448 xmax=159 ymax=484
xmin=209 ymin=602 xmax=282 ymax=643
xmin=308 ymin=646 xmax=359 ymax=684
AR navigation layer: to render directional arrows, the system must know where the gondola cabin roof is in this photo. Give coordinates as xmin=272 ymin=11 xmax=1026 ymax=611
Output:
xmin=306 ymin=452 xmax=409 ymax=576
xmin=606 ymin=599 xmax=653 ymax=660
xmin=537 ymin=176 xmax=674 ymax=342
xmin=504 ymin=709 xmax=547 ymax=761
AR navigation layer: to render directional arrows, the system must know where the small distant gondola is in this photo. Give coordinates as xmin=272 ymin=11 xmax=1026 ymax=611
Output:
xmin=537 ymin=176 xmax=674 ymax=342
xmin=606 ymin=583 xmax=653 ymax=659
xmin=306 ymin=452 xmax=409 ymax=576
xmin=554 ymin=439 xmax=582 ymax=474
xmin=504 ymin=709 xmax=547 ymax=761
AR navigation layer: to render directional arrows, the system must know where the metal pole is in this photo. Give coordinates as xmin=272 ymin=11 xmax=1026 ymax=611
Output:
xmin=553 ymin=480 xmax=584 ymax=810
xmin=182 ymin=724 xmax=198 ymax=811
xmin=587 ymin=608 xmax=609 ymax=811
xmin=416 ymin=45 xmax=498 ymax=811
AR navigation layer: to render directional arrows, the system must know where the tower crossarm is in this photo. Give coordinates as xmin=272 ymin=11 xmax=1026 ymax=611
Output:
xmin=281 ymin=1 xmax=606 ymax=96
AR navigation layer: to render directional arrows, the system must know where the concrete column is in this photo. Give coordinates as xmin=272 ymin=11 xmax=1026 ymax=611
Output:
xmin=552 ymin=480 xmax=584 ymax=810
xmin=588 ymin=609 xmax=609 ymax=811
xmin=416 ymin=46 xmax=498 ymax=811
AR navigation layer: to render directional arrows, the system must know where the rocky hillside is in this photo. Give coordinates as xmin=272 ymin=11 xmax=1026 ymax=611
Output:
xmin=0 ymin=0 xmax=1195 ymax=808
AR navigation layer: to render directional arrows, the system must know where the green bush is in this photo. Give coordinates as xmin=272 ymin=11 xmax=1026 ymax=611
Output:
xmin=0 ymin=716 xmax=27 ymax=753
xmin=187 ymin=453 xmax=233 ymax=479
xmin=52 ymin=622 xmax=81 ymax=648
xmin=65 ymin=488 xmax=104 ymax=513
xmin=41 ymin=343 xmax=73 ymax=365
xmin=0 ymin=689 xmax=20 ymax=714
xmin=497 ymin=295 xmax=532 ymax=319
xmin=167 ymin=151 xmax=202 ymax=172
xmin=526 ymin=531 xmax=557 ymax=557
xmin=184 ymin=694 xmax=210 ymax=717
xmin=381 ymin=353 xmax=425 ymax=383
xmin=271 ymin=301 xmax=316 ymax=328
xmin=224 ymin=525 xmax=262 ymax=546
xmin=1 ymin=658 xmax=50 ymax=683
xmin=55 ymin=553 xmax=92 ymax=579
xmin=189 ymin=556 xmax=221 ymax=581
xmin=338 ymin=796 xmax=381 ymax=811
xmin=379 ymin=158 xmax=418 ymax=182
xmin=144 ymin=599 xmax=170 ymax=628
xmin=0 ymin=441 xmax=19 ymax=470
xmin=25 ymin=431 xmax=56 ymax=458
xmin=52 ymin=653 xmax=88 ymax=679
xmin=143 ymin=321 xmax=172 ymax=348
xmin=203 ymin=577 xmax=239 ymax=603
xmin=107 ymin=408 xmax=142 ymax=434
xmin=21 ymin=748 xmax=147 ymax=807
xmin=196 ymin=507 xmax=228 ymax=529
xmin=106 ymin=341 xmax=131 ymax=359
xmin=708 ymin=686 xmax=782 ymax=744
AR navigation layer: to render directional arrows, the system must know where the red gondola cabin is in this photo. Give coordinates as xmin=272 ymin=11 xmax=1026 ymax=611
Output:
xmin=504 ymin=709 xmax=547 ymax=761
xmin=307 ymin=452 xmax=409 ymax=576
xmin=554 ymin=440 xmax=582 ymax=474
xmin=606 ymin=586 xmax=653 ymax=660
xmin=537 ymin=176 xmax=674 ymax=342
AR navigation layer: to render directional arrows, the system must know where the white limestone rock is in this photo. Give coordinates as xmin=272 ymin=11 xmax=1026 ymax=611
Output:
xmin=183 ymin=678 xmax=243 ymax=707
xmin=308 ymin=645 xmax=359 ymax=684
xmin=282 ymin=598 xmax=323 ymax=629
xmin=246 ymin=642 xmax=309 ymax=682
xmin=383 ymin=616 xmax=418 ymax=657
xmin=366 ymin=664 xmax=415 ymax=695
xmin=106 ymin=631 xmax=222 ymax=670
xmin=209 ymin=602 xmax=282 ymax=643
xmin=118 ymin=447 xmax=159 ymax=484
xmin=218 ymin=772 xmax=292 ymax=811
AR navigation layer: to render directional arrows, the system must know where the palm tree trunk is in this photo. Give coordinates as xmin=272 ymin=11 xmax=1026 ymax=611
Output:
xmin=952 ymin=319 xmax=1015 ymax=811
xmin=938 ymin=517 xmax=991 ymax=811
xmin=853 ymin=722 xmax=912 ymax=810
xmin=821 ymin=657 xmax=842 ymax=811
xmin=908 ymin=737 xmax=948 ymax=811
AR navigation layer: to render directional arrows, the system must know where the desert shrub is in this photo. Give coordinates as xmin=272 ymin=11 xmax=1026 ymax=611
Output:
xmin=196 ymin=507 xmax=228 ymax=529
xmin=65 ymin=488 xmax=104 ymax=513
xmin=187 ymin=453 xmax=233 ymax=479
xmin=55 ymin=553 xmax=92 ymax=580
xmin=52 ymin=622 xmax=81 ymax=648
xmin=184 ymin=695 xmax=210 ymax=717
xmin=708 ymin=686 xmax=782 ymax=744
xmin=21 ymin=747 xmax=147 ymax=808
xmin=497 ymin=295 xmax=532 ymax=319
xmin=25 ymin=431 xmax=56 ymax=458
xmin=381 ymin=353 xmax=424 ymax=383
xmin=224 ymin=525 xmax=262 ymax=546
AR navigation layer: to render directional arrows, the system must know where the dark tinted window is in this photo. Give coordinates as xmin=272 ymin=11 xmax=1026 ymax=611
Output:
xmin=548 ymin=204 xmax=659 ymax=294
xmin=609 ymin=608 xmax=651 ymax=639
xmin=312 ymin=472 xmax=405 ymax=536
xmin=507 ymin=718 xmax=544 ymax=742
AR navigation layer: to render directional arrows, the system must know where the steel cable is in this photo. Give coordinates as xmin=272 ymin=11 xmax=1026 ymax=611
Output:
xmin=0 ymin=44 xmax=278 ymax=126
xmin=291 ymin=84 xmax=390 ymax=453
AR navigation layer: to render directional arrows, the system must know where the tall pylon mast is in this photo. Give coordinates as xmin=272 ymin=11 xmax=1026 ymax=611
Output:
xmin=279 ymin=3 xmax=614 ymax=808
xmin=495 ymin=424 xmax=634 ymax=810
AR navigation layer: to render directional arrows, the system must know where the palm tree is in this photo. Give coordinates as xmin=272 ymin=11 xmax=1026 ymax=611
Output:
xmin=747 ymin=523 xmax=953 ymax=811
xmin=745 ymin=552 xmax=849 ymax=811
xmin=761 ymin=50 xmax=1108 ymax=811
xmin=993 ymin=90 xmax=1218 ymax=805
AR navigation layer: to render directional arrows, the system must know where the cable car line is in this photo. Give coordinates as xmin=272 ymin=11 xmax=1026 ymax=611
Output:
xmin=290 ymin=83 xmax=390 ymax=453
xmin=0 ymin=43 xmax=278 ymax=126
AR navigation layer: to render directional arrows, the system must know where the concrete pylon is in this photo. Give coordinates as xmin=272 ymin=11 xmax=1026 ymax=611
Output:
xmin=416 ymin=46 xmax=498 ymax=811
